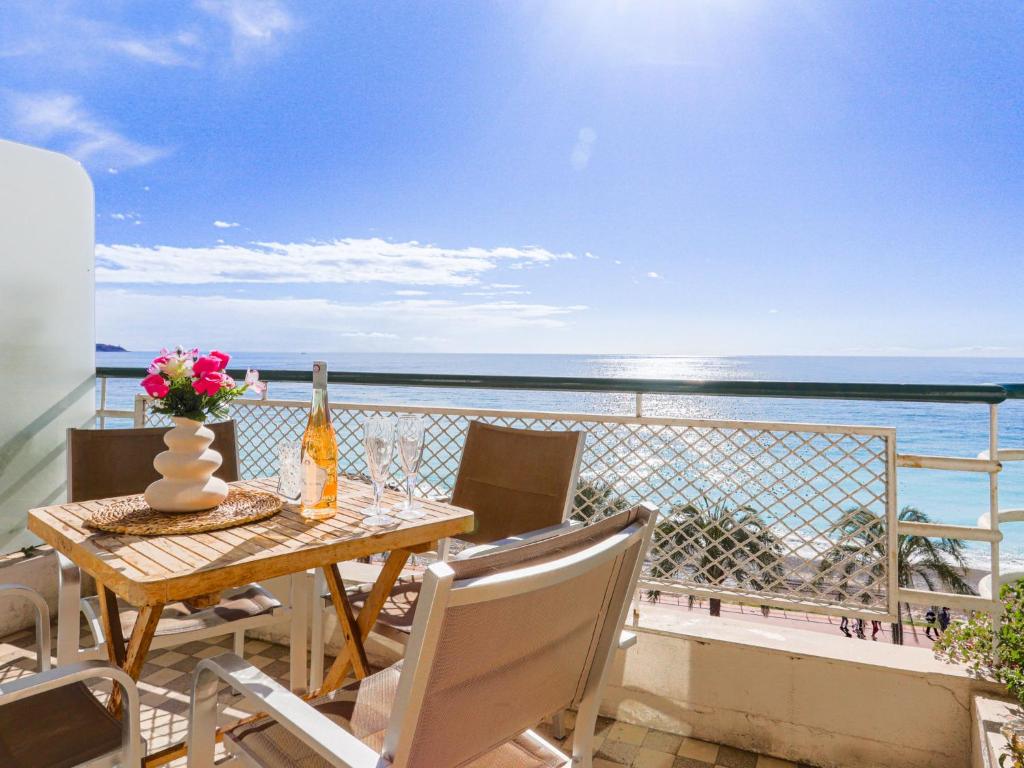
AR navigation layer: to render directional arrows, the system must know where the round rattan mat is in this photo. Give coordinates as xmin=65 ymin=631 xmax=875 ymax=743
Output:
xmin=87 ymin=488 xmax=283 ymax=536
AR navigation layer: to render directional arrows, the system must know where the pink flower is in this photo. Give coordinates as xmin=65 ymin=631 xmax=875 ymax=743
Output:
xmin=147 ymin=354 xmax=170 ymax=375
xmin=193 ymin=371 xmax=225 ymax=396
xmin=141 ymin=373 xmax=169 ymax=398
xmin=244 ymin=369 xmax=266 ymax=395
xmin=192 ymin=356 xmax=222 ymax=377
xmin=221 ymin=375 xmax=236 ymax=389
xmin=209 ymin=350 xmax=230 ymax=370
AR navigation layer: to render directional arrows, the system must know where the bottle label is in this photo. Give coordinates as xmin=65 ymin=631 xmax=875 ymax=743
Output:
xmin=301 ymin=454 xmax=327 ymax=506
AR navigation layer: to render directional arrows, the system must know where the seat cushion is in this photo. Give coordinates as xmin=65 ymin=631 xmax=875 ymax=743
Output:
xmin=84 ymin=583 xmax=281 ymax=638
xmin=226 ymin=662 xmax=565 ymax=768
xmin=0 ymin=680 xmax=123 ymax=768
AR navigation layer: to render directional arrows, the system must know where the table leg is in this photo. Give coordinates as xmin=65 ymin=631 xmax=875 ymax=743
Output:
xmin=319 ymin=549 xmax=412 ymax=694
xmin=322 ymin=563 xmax=371 ymax=681
xmin=97 ymin=583 xmax=126 ymax=668
xmin=107 ymin=602 xmax=163 ymax=716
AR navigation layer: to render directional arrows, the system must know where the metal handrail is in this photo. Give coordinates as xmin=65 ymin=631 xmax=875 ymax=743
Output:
xmin=95 ymin=367 xmax=1019 ymax=404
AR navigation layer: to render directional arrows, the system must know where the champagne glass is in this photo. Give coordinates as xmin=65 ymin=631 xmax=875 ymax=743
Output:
xmin=361 ymin=416 xmax=397 ymax=526
xmin=392 ymin=415 xmax=426 ymax=520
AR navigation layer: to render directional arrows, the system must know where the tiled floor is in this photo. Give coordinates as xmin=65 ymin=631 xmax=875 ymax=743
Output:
xmin=2 ymin=626 xmax=808 ymax=768
xmin=534 ymin=710 xmax=810 ymax=768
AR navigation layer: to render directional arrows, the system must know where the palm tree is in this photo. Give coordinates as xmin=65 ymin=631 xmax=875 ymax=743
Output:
xmin=647 ymin=499 xmax=785 ymax=616
xmin=818 ymin=505 xmax=974 ymax=643
xmin=572 ymin=478 xmax=629 ymax=523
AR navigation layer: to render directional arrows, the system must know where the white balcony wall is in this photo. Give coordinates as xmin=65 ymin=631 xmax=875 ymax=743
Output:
xmin=603 ymin=609 xmax=1005 ymax=768
xmin=0 ymin=140 xmax=95 ymax=560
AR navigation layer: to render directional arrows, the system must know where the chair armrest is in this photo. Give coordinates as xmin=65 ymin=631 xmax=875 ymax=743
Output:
xmin=0 ymin=661 xmax=142 ymax=766
xmin=188 ymin=653 xmax=385 ymax=768
xmin=455 ymin=520 xmax=583 ymax=560
xmin=0 ymin=583 xmax=50 ymax=672
xmin=618 ymin=630 xmax=637 ymax=650
xmin=56 ymin=553 xmax=86 ymax=665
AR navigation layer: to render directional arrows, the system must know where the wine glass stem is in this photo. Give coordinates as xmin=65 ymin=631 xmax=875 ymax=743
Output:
xmin=406 ymin=472 xmax=417 ymax=509
xmin=372 ymin=479 xmax=383 ymax=511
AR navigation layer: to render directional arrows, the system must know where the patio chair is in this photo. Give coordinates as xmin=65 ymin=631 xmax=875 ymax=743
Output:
xmin=308 ymin=421 xmax=586 ymax=689
xmin=187 ymin=503 xmax=656 ymax=768
xmin=56 ymin=422 xmax=288 ymax=666
xmin=0 ymin=583 xmax=142 ymax=768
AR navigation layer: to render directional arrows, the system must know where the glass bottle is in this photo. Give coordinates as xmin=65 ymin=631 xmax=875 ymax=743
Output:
xmin=300 ymin=360 xmax=338 ymax=519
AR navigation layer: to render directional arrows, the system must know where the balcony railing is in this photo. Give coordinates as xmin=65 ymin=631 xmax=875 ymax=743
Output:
xmin=95 ymin=367 xmax=1024 ymax=629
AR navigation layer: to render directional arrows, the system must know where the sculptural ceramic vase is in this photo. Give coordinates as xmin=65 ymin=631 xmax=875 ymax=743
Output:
xmin=144 ymin=417 xmax=229 ymax=512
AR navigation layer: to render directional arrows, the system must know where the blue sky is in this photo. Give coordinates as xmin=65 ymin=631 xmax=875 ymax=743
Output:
xmin=2 ymin=1 xmax=1022 ymax=355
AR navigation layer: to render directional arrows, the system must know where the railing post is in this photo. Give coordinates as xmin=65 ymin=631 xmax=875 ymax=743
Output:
xmin=886 ymin=433 xmax=899 ymax=624
xmin=990 ymin=403 xmax=1002 ymax=648
xmin=133 ymin=394 xmax=147 ymax=428
xmin=98 ymin=376 xmax=107 ymax=429
xmin=635 ymin=392 xmax=643 ymax=418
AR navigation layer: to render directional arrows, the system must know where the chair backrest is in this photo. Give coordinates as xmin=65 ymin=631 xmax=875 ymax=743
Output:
xmin=67 ymin=421 xmax=239 ymax=502
xmin=384 ymin=504 xmax=655 ymax=768
xmin=450 ymin=422 xmax=585 ymax=545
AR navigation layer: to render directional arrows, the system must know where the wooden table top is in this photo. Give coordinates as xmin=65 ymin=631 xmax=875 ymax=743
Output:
xmin=28 ymin=477 xmax=474 ymax=606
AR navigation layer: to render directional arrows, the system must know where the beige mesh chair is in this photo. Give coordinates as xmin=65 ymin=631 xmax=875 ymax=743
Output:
xmin=187 ymin=503 xmax=656 ymax=768
xmin=308 ymin=421 xmax=586 ymax=689
xmin=56 ymin=423 xmax=288 ymax=666
xmin=0 ymin=583 xmax=142 ymax=768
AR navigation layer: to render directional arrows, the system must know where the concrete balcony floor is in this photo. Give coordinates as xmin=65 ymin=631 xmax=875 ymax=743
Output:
xmin=0 ymin=625 xmax=808 ymax=768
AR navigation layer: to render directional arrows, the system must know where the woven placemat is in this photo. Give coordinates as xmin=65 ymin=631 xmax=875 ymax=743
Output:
xmin=87 ymin=488 xmax=283 ymax=536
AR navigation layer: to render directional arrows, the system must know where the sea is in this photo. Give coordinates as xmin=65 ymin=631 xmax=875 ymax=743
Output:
xmin=97 ymin=352 xmax=1024 ymax=570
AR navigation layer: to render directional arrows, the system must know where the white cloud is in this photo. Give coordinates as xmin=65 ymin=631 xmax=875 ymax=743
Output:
xmin=213 ymin=220 xmax=240 ymax=228
xmin=5 ymin=92 xmax=166 ymax=170
xmin=646 ymin=271 xmax=661 ymax=278
xmin=1 ymin=4 xmax=289 ymax=69
xmin=462 ymin=290 xmax=531 ymax=297
xmin=96 ymin=289 xmax=587 ymax=351
xmin=104 ymin=31 xmax=202 ymax=67
xmin=393 ymin=289 xmax=429 ymax=296
xmin=570 ymin=127 xmax=597 ymax=171
xmin=197 ymin=0 xmax=295 ymax=58
xmin=95 ymin=237 xmax=576 ymax=286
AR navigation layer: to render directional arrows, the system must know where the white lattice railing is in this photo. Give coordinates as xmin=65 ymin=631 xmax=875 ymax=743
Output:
xmin=136 ymin=394 xmax=898 ymax=619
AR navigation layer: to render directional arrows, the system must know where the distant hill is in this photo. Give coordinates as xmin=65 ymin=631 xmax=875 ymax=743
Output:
xmin=96 ymin=343 xmax=127 ymax=352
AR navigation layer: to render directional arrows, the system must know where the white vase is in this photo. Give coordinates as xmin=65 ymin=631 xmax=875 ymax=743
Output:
xmin=144 ymin=417 xmax=229 ymax=513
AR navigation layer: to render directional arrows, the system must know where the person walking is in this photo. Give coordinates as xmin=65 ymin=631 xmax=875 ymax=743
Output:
xmin=855 ymin=618 xmax=866 ymax=639
xmin=924 ymin=608 xmax=938 ymax=640
xmin=871 ymin=620 xmax=881 ymax=640
xmin=840 ymin=616 xmax=851 ymax=637
xmin=939 ymin=607 xmax=951 ymax=634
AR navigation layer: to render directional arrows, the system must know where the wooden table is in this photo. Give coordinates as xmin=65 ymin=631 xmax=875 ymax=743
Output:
xmin=28 ymin=476 xmax=473 ymax=766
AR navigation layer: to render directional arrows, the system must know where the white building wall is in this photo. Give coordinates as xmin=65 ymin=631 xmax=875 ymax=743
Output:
xmin=0 ymin=139 xmax=95 ymax=555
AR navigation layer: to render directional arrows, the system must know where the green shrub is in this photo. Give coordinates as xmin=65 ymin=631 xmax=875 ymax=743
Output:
xmin=935 ymin=580 xmax=1024 ymax=702
xmin=934 ymin=580 xmax=1024 ymax=767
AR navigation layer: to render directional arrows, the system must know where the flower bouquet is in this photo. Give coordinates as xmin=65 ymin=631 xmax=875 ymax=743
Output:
xmin=139 ymin=347 xmax=265 ymax=512
xmin=141 ymin=347 xmax=265 ymax=422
